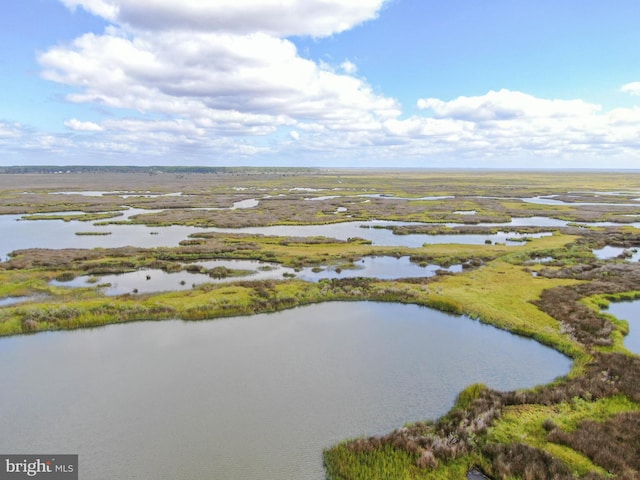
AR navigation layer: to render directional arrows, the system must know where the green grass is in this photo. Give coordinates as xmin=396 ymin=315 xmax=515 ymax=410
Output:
xmin=20 ymin=212 xmax=123 ymax=222
xmin=488 ymin=395 xmax=640 ymax=477
xmin=324 ymin=444 xmax=477 ymax=480
xmin=4 ymin=171 xmax=640 ymax=478
xmin=582 ymin=291 xmax=640 ymax=354
xmin=423 ymin=258 xmax=585 ymax=357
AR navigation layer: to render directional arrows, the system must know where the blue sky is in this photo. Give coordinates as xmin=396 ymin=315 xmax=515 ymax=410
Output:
xmin=1 ymin=0 xmax=640 ymax=168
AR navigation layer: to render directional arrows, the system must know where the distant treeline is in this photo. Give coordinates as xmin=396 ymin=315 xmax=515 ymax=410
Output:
xmin=0 ymin=165 xmax=320 ymax=175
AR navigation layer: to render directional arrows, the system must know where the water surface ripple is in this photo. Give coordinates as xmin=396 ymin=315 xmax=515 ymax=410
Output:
xmin=0 ymin=302 xmax=571 ymax=479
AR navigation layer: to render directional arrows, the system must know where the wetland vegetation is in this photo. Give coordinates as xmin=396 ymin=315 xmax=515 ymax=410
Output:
xmin=2 ymin=168 xmax=640 ymax=479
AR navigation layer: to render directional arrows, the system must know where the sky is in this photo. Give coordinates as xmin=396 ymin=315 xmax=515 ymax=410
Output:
xmin=1 ymin=0 xmax=640 ymax=169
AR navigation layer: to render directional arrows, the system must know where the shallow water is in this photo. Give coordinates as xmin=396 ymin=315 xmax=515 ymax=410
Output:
xmin=204 ymin=221 xmax=553 ymax=247
xmin=605 ymin=300 xmax=640 ymax=354
xmin=593 ymin=246 xmax=640 ymax=262
xmin=0 ymin=296 xmax=38 ymax=307
xmin=0 ymin=214 xmax=560 ymax=260
xmin=522 ymin=195 xmax=640 ymax=207
xmin=4 ymin=190 xmax=640 ymax=260
xmin=50 ymin=257 xmax=462 ymax=295
xmin=0 ymin=213 xmax=207 ymax=260
xmin=47 ymin=191 xmax=185 ymax=198
xmin=0 ymin=302 xmax=571 ymax=479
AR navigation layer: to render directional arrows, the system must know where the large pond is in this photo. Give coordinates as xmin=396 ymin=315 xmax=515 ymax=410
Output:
xmin=605 ymin=300 xmax=640 ymax=354
xmin=0 ymin=302 xmax=571 ymax=479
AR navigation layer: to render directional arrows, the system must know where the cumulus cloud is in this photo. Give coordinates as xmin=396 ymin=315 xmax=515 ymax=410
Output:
xmin=22 ymin=1 xmax=640 ymax=167
xmin=378 ymin=88 xmax=640 ymax=164
xmin=39 ymin=28 xmax=399 ymax=138
xmin=621 ymin=82 xmax=640 ymax=96
xmin=64 ymin=118 xmax=104 ymax=131
xmin=417 ymin=89 xmax=600 ymax=121
xmin=60 ymin=0 xmax=386 ymax=37
xmin=45 ymin=0 xmax=397 ymax=146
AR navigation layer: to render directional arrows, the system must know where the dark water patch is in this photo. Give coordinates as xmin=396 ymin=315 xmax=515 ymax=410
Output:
xmin=467 ymin=468 xmax=491 ymax=479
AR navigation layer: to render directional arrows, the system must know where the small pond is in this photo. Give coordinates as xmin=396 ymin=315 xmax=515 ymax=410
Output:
xmin=593 ymin=246 xmax=640 ymax=262
xmin=0 ymin=302 xmax=571 ymax=480
xmin=604 ymin=299 xmax=640 ymax=354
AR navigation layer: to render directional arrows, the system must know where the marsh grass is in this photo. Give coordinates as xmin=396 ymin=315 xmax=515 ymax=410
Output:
xmin=75 ymin=231 xmax=112 ymax=236
xmin=547 ymin=411 xmax=640 ymax=476
xmin=323 ymin=444 xmax=476 ymax=480
xmin=21 ymin=212 xmax=123 ymax=222
xmin=5 ymin=170 xmax=640 ymax=478
xmin=488 ymin=396 xmax=639 ymax=477
xmin=423 ymin=259 xmax=584 ymax=357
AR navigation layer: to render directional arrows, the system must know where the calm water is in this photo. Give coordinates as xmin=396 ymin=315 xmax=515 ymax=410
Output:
xmin=0 ymin=297 xmax=35 ymax=307
xmin=0 ymin=302 xmax=571 ymax=480
xmin=522 ymin=195 xmax=640 ymax=207
xmin=50 ymin=257 xmax=462 ymax=295
xmin=205 ymin=222 xmax=553 ymax=247
xmin=593 ymin=246 xmax=640 ymax=262
xmin=0 ymin=213 xmax=207 ymax=260
xmin=0 ymin=214 xmax=558 ymax=260
xmin=5 ymin=198 xmax=640 ymax=259
xmin=605 ymin=300 xmax=640 ymax=354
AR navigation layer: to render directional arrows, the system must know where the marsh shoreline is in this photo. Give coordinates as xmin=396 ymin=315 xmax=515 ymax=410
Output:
xmin=2 ymin=169 xmax=640 ymax=479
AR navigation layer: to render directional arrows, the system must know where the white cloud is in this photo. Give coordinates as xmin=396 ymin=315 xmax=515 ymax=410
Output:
xmin=381 ymin=89 xmax=640 ymax=164
xmin=340 ymin=60 xmax=357 ymax=74
xmin=37 ymin=0 xmax=400 ymax=163
xmin=39 ymin=29 xmax=399 ymax=137
xmin=64 ymin=118 xmax=104 ymax=131
xmin=0 ymin=122 xmax=24 ymax=139
xmin=621 ymin=82 xmax=640 ymax=96
xmin=417 ymin=89 xmax=600 ymax=121
xmin=61 ymin=0 xmax=117 ymax=19
xmin=19 ymin=2 xmax=640 ymax=168
xmin=61 ymin=0 xmax=387 ymax=37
